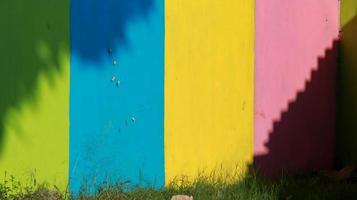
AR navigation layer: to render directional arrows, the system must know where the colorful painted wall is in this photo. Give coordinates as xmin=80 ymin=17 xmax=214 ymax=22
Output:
xmin=0 ymin=0 xmax=69 ymax=189
xmin=70 ymin=0 xmax=165 ymax=193
xmin=0 ymin=0 xmax=355 ymax=194
xmin=337 ymin=0 xmax=357 ymax=166
xmin=164 ymin=0 xmax=254 ymax=183
xmin=254 ymin=0 xmax=339 ymax=177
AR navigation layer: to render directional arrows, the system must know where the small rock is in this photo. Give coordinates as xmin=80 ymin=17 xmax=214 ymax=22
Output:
xmin=319 ymin=165 xmax=355 ymax=181
xmin=171 ymin=195 xmax=193 ymax=200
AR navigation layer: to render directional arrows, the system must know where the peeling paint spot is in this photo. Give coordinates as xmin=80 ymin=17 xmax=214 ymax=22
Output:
xmin=107 ymin=48 xmax=113 ymax=54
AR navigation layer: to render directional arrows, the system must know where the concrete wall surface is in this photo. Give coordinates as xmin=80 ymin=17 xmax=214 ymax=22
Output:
xmin=254 ymin=0 xmax=339 ymax=176
xmin=0 ymin=0 xmax=354 ymax=192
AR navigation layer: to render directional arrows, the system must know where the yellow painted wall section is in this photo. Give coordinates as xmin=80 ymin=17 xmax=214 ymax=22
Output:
xmin=165 ymin=0 xmax=254 ymax=183
xmin=341 ymin=0 xmax=357 ymax=27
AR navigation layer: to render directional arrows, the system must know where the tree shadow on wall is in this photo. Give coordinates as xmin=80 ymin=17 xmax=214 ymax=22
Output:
xmin=254 ymin=40 xmax=339 ymax=177
xmin=337 ymin=15 xmax=357 ymax=166
xmin=71 ymin=0 xmax=155 ymax=65
xmin=0 ymin=0 xmax=154 ymax=153
xmin=0 ymin=0 xmax=69 ymax=153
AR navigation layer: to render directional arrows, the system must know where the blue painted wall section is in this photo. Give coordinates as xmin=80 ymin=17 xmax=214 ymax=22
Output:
xmin=70 ymin=0 xmax=165 ymax=193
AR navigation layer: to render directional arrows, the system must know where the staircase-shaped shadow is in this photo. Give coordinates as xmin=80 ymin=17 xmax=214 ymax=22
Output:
xmin=337 ymin=14 xmax=357 ymax=166
xmin=254 ymin=40 xmax=339 ymax=177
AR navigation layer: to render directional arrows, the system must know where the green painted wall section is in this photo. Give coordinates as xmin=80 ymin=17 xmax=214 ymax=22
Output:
xmin=337 ymin=0 xmax=357 ymax=165
xmin=0 ymin=0 xmax=69 ymax=189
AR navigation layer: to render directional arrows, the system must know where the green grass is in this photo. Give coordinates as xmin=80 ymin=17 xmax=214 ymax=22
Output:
xmin=0 ymin=172 xmax=357 ymax=200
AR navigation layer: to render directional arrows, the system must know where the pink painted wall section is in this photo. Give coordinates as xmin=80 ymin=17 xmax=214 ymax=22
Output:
xmin=255 ymin=0 xmax=339 ymax=176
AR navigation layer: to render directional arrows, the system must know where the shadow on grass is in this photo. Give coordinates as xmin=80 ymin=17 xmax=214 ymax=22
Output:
xmin=0 ymin=166 xmax=356 ymax=200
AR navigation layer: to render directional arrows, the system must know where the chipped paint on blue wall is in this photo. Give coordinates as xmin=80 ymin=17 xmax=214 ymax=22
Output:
xmin=69 ymin=0 xmax=165 ymax=193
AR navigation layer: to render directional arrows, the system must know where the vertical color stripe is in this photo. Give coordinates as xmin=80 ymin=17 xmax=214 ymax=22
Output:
xmin=165 ymin=0 xmax=255 ymax=183
xmin=70 ymin=0 xmax=165 ymax=193
xmin=255 ymin=0 xmax=339 ymax=176
xmin=0 ymin=0 xmax=69 ymax=189
xmin=337 ymin=0 xmax=357 ymax=165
